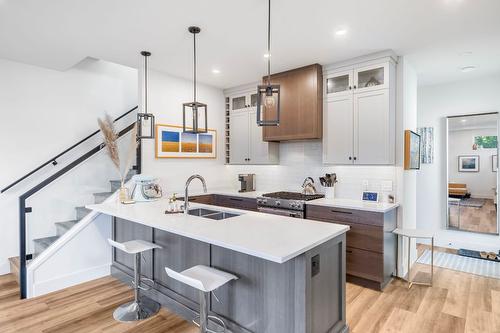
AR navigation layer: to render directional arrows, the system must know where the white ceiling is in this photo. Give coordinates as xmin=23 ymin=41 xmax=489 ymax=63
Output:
xmin=0 ymin=0 xmax=499 ymax=88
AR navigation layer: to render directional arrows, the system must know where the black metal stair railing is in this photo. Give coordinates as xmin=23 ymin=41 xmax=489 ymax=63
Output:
xmin=2 ymin=106 xmax=141 ymax=299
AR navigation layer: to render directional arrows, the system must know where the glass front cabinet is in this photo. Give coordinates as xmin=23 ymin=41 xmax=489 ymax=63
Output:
xmin=230 ymin=93 xmax=258 ymax=112
xmin=325 ymin=62 xmax=390 ymax=98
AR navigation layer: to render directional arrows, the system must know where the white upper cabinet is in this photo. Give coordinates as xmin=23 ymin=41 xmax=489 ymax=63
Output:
xmin=323 ymin=94 xmax=354 ymax=164
xmin=323 ymin=56 xmax=396 ymax=165
xmin=325 ymin=70 xmax=353 ymax=97
xmin=226 ymin=87 xmax=279 ymax=165
xmin=354 ymin=63 xmax=389 ymax=92
xmin=230 ymin=93 xmax=258 ymax=112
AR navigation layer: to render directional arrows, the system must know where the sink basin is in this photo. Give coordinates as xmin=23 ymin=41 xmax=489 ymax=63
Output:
xmin=188 ymin=208 xmax=219 ymax=217
xmin=188 ymin=208 xmax=240 ymax=220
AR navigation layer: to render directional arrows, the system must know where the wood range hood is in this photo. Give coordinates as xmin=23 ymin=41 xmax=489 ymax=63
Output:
xmin=262 ymin=63 xmax=323 ymax=142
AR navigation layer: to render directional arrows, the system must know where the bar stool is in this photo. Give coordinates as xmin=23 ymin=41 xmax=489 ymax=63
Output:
xmin=165 ymin=265 xmax=238 ymax=333
xmin=393 ymin=228 xmax=434 ymax=288
xmin=108 ymin=239 xmax=162 ymax=322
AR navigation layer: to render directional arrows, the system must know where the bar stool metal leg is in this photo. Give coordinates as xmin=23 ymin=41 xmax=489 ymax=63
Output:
xmin=113 ymin=253 xmax=160 ymax=322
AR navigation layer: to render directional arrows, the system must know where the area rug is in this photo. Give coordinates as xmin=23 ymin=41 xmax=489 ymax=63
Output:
xmin=417 ymin=249 xmax=500 ymax=280
xmin=448 ymin=198 xmax=486 ymax=208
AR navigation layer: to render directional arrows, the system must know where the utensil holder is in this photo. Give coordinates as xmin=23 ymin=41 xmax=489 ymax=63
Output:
xmin=325 ymin=187 xmax=335 ymax=199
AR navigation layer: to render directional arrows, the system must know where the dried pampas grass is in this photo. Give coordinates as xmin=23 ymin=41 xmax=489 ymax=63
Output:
xmin=98 ymin=114 xmax=137 ymax=184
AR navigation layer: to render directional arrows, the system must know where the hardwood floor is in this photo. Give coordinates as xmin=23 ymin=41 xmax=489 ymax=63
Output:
xmin=449 ymin=198 xmax=498 ymax=234
xmin=1 ymin=259 xmax=499 ymax=333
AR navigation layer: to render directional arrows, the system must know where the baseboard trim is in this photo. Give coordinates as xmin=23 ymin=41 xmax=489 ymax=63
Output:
xmin=32 ymin=264 xmax=111 ymax=297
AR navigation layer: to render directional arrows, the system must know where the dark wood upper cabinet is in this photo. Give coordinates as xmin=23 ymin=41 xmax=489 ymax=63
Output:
xmin=262 ymin=64 xmax=323 ymax=141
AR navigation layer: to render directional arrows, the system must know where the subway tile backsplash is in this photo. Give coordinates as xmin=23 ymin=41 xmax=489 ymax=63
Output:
xmin=226 ymin=141 xmax=397 ymax=202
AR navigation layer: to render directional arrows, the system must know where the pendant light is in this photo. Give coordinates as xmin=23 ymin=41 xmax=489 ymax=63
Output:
xmin=137 ymin=51 xmax=155 ymax=139
xmin=183 ymin=26 xmax=208 ymax=134
xmin=256 ymin=0 xmax=280 ymax=126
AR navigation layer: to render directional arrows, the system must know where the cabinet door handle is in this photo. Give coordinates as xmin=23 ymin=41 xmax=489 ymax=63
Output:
xmin=331 ymin=210 xmax=353 ymax=215
xmin=346 ymin=250 xmax=353 ymax=254
xmin=348 ymin=156 xmax=352 ymax=160
xmin=353 ymin=85 xmax=357 ymax=89
xmin=353 ymin=157 xmax=357 ymax=161
xmin=348 ymin=86 xmax=352 ymax=90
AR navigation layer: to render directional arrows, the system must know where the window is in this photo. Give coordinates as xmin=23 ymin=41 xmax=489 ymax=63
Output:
xmin=474 ymin=135 xmax=498 ymax=149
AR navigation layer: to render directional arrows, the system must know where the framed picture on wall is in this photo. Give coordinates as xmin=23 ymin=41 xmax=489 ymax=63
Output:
xmin=155 ymin=124 xmax=217 ymax=159
xmin=458 ymin=155 xmax=479 ymax=172
xmin=492 ymin=155 xmax=498 ymax=172
xmin=404 ymin=130 xmax=421 ymax=170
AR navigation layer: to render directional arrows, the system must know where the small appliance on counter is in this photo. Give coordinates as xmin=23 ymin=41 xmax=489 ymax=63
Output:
xmin=238 ymin=174 xmax=255 ymax=192
xmin=130 ymin=175 xmax=163 ymax=202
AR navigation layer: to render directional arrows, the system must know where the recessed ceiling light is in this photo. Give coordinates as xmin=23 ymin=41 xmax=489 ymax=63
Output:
xmin=459 ymin=51 xmax=473 ymax=56
xmin=212 ymin=68 xmax=221 ymax=74
xmin=335 ymin=28 xmax=348 ymax=36
xmin=263 ymin=53 xmax=271 ymax=58
xmin=460 ymin=66 xmax=477 ymax=73
xmin=461 ymin=119 xmax=467 ymax=123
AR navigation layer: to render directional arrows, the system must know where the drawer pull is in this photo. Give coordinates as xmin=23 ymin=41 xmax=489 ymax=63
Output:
xmin=346 ymin=250 xmax=353 ymax=254
xmin=331 ymin=210 xmax=352 ymax=215
xmin=229 ymin=198 xmax=244 ymax=202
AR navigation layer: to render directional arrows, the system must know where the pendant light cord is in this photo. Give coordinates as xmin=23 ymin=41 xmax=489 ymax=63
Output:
xmin=144 ymin=55 xmax=148 ymax=114
xmin=267 ymin=0 xmax=271 ymax=86
xmin=193 ymin=31 xmax=197 ymax=103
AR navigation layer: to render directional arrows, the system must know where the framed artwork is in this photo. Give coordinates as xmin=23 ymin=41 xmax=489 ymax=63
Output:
xmin=155 ymin=124 xmax=217 ymax=159
xmin=404 ymin=130 xmax=421 ymax=170
xmin=492 ymin=155 xmax=498 ymax=172
xmin=458 ymin=155 xmax=479 ymax=172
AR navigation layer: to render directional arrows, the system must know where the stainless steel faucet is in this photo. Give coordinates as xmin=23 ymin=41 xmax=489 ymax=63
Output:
xmin=302 ymin=177 xmax=317 ymax=195
xmin=184 ymin=174 xmax=207 ymax=214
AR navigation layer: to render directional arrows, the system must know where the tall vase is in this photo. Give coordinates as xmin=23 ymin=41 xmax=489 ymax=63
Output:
xmin=119 ymin=181 xmax=129 ymax=203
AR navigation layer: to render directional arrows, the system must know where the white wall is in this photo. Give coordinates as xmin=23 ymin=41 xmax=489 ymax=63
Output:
xmin=141 ymin=70 xmax=229 ymax=194
xmin=417 ymin=74 xmax=500 ymax=251
xmin=0 ymin=57 xmax=137 ymax=274
xmin=448 ymin=128 xmax=497 ymax=199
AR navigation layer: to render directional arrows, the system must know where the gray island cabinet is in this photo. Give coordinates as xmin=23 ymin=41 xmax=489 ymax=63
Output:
xmin=88 ymin=200 xmax=349 ymax=333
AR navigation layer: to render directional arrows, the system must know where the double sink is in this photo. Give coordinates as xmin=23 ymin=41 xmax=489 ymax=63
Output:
xmin=188 ymin=208 xmax=240 ymax=221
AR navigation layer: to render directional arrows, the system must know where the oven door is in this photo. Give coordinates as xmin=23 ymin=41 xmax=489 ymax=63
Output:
xmin=257 ymin=206 xmax=304 ymax=218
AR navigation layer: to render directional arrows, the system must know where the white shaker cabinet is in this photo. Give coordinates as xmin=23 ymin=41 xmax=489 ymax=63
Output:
xmin=324 ymin=94 xmax=354 ymax=164
xmin=323 ymin=55 xmax=396 ymax=165
xmin=354 ymin=89 xmax=394 ymax=165
xmin=228 ymin=107 xmax=279 ymax=165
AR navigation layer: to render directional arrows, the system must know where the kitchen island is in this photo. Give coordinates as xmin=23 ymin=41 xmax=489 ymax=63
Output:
xmin=87 ymin=199 xmax=349 ymax=333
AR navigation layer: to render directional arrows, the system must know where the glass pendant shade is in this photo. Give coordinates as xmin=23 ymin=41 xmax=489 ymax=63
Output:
xmin=256 ymin=84 xmax=280 ymax=126
xmin=183 ymin=101 xmax=207 ymax=134
xmin=137 ymin=51 xmax=155 ymax=139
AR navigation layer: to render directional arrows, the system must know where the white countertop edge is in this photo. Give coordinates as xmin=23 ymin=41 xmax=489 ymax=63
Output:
xmin=306 ymin=198 xmax=400 ymax=213
xmin=87 ymin=202 xmax=349 ymax=264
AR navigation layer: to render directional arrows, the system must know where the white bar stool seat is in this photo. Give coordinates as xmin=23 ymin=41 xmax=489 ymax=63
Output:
xmin=165 ymin=265 xmax=237 ymax=333
xmin=393 ymin=228 xmax=434 ymax=288
xmin=108 ymin=238 xmax=162 ymax=322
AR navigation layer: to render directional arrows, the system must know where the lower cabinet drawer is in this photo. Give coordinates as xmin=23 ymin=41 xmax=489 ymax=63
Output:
xmin=345 ymin=222 xmax=383 ymax=253
xmin=346 ymin=247 xmax=383 ymax=282
xmin=180 ymin=194 xmax=215 ymax=205
xmin=214 ymin=195 xmax=258 ymax=211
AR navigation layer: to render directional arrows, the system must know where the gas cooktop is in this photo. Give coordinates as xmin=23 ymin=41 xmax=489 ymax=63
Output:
xmin=262 ymin=191 xmax=325 ymax=201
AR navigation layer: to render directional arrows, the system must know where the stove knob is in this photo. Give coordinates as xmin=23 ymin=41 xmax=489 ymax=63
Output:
xmin=275 ymin=200 xmax=281 ymax=206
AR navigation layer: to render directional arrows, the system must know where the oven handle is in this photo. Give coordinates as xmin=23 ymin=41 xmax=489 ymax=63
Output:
xmin=257 ymin=206 xmax=303 ymax=218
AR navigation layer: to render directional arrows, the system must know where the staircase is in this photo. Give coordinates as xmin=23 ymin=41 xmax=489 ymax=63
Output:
xmin=30 ymin=169 xmax=136 ymax=257
xmin=6 ymin=169 xmax=136 ymax=282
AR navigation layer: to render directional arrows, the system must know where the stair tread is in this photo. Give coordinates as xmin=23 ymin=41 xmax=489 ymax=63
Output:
xmin=33 ymin=235 xmax=60 ymax=246
xmin=55 ymin=220 xmax=78 ymax=228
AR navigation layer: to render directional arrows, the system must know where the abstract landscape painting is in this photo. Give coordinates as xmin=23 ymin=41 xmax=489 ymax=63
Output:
xmin=156 ymin=124 xmax=216 ymax=158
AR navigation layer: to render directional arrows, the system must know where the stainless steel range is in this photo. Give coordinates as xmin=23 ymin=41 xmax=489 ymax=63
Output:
xmin=257 ymin=191 xmax=325 ymax=218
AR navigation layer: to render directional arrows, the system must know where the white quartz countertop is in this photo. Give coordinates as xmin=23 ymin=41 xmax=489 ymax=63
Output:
xmin=87 ymin=199 xmax=349 ymax=264
xmin=184 ymin=189 xmax=399 ymax=213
